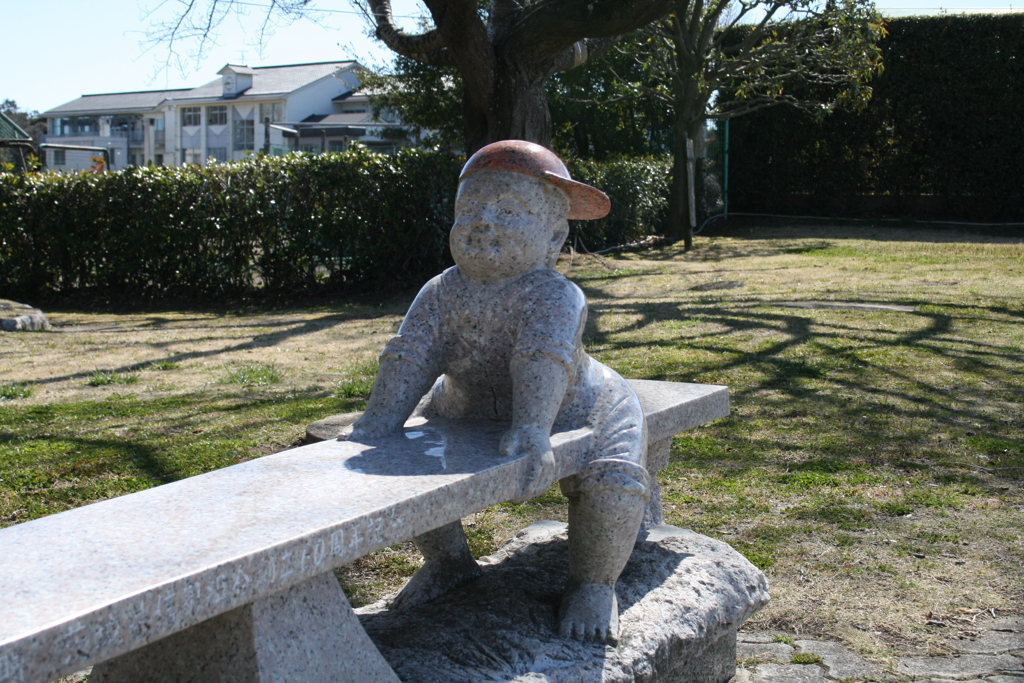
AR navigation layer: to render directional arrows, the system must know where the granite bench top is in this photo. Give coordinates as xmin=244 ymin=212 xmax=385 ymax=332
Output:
xmin=0 ymin=381 xmax=727 ymax=683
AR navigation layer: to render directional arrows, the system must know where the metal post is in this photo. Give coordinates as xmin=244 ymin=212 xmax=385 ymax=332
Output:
xmin=723 ymin=119 xmax=730 ymax=218
xmin=686 ymin=137 xmax=696 ymax=229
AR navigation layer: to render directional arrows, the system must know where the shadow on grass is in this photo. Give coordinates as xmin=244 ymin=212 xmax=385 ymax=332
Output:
xmin=0 ymin=389 xmax=369 ymax=525
xmin=32 ymin=309 xmax=405 ymax=387
xmin=581 ymin=292 xmax=1024 ymax=484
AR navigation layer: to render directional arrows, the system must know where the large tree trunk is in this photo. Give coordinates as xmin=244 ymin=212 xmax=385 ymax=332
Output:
xmin=463 ymin=61 xmax=553 ymax=154
xmin=666 ymin=113 xmax=694 ymax=250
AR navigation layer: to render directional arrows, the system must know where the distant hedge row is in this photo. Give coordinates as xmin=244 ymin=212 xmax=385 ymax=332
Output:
xmin=727 ymin=15 xmax=1024 ymax=222
xmin=0 ymin=150 xmax=669 ymax=301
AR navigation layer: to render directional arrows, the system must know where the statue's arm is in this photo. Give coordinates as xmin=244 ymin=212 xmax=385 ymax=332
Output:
xmin=500 ymin=354 xmax=570 ymax=501
xmin=346 ymin=356 xmax=440 ymax=439
xmin=343 ymin=277 xmax=444 ymax=440
xmin=502 ymin=278 xmax=585 ymax=500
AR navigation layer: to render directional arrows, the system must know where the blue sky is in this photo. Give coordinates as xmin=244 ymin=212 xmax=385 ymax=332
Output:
xmin=2 ymin=0 xmax=1019 ymax=115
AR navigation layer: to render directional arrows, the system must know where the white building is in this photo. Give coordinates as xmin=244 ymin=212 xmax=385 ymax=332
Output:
xmin=41 ymin=61 xmax=406 ymax=171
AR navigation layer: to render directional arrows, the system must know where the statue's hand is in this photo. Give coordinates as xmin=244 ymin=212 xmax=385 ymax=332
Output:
xmin=500 ymin=424 xmax=556 ymax=503
xmin=337 ymin=417 xmax=393 ymax=442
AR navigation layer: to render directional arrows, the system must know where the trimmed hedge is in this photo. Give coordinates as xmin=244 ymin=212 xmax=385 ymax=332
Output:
xmin=568 ymin=156 xmax=671 ymax=250
xmin=727 ymin=15 xmax=1024 ymax=222
xmin=0 ymin=149 xmax=669 ymax=301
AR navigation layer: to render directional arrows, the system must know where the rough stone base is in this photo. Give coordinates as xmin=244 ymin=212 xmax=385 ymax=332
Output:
xmin=359 ymin=521 xmax=769 ymax=683
xmin=90 ymin=572 xmax=399 ymax=683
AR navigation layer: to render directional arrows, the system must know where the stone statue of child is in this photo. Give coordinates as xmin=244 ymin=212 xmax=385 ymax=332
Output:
xmin=343 ymin=140 xmax=650 ymax=644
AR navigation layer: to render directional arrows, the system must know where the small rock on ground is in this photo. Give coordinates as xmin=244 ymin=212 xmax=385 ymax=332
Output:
xmin=0 ymin=300 xmax=50 ymax=331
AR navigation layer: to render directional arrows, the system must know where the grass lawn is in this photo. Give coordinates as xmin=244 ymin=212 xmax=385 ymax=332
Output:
xmin=2 ymin=220 xmax=1021 ymax=671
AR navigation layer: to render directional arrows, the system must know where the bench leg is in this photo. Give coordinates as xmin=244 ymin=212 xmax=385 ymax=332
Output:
xmin=642 ymin=436 xmax=673 ymax=529
xmin=90 ymin=572 xmax=400 ymax=683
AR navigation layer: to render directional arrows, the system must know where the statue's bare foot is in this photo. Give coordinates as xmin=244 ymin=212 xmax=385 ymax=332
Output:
xmin=558 ymin=582 xmax=619 ymax=645
xmin=389 ymin=557 xmax=482 ymax=611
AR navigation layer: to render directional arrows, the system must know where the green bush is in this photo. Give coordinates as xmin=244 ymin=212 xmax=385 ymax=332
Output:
xmin=726 ymin=15 xmax=1024 ymax=222
xmin=568 ymin=157 xmax=671 ymax=250
xmin=0 ymin=149 xmax=668 ymax=301
xmin=0 ymin=148 xmax=462 ymax=301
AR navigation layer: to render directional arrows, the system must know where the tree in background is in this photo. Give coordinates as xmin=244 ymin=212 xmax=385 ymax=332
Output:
xmin=362 ymin=34 xmax=675 ymax=159
xmin=546 ymin=31 xmax=673 ymax=160
xmin=620 ymin=0 xmax=885 ymax=249
xmin=361 ymin=0 xmax=682 ymax=152
xmin=360 ymin=55 xmax=464 ymax=150
xmin=150 ymin=0 xmax=678 ymax=153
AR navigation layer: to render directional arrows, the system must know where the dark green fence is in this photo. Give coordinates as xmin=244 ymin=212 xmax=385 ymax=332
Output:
xmin=724 ymin=14 xmax=1024 ymax=222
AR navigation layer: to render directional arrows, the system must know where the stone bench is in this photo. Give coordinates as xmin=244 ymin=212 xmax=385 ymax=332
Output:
xmin=0 ymin=381 xmax=732 ymax=683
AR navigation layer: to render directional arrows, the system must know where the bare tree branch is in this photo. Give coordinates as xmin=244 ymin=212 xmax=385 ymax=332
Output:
xmin=551 ymin=36 xmax=621 ymax=73
xmin=507 ymin=0 xmax=677 ymax=67
xmin=365 ymin=0 xmax=447 ymax=56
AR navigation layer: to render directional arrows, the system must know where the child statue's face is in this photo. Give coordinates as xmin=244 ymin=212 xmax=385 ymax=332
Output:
xmin=450 ymin=171 xmax=569 ymax=282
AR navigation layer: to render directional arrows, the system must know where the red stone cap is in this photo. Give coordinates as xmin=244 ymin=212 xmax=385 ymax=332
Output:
xmin=459 ymin=140 xmax=611 ymax=220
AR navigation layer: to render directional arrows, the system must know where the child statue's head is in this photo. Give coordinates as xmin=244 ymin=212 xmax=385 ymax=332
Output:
xmin=451 ymin=140 xmax=610 ymax=282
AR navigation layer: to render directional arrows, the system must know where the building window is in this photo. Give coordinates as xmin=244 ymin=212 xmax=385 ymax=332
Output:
xmin=53 ymin=149 xmax=66 ymax=166
xmin=259 ymin=102 xmax=283 ymax=124
xmin=207 ymin=106 xmax=227 ymax=126
xmin=181 ymin=148 xmax=202 ymax=165
xmin=328 ymin=141 xmax=347 ymax=152
xmin=154 ymin=117 xmax=165 ymax=148
xmin=73 ymin=116 xmax=98 ymax=134
xmin=207 ymin=147 xmax=228 ymax=162
xmin=181 ymin=107 xmax=201 ymax=127
xmin=233 ymin=119 xmax=254 ymax=151
xmin=299 ymin=144 xmax=319 ymax=154
xmin=155 ymin=154 xmax=164 ymax=165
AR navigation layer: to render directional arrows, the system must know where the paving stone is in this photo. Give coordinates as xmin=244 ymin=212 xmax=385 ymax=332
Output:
xmin=751 ymin=662 xmax=827 ymax=682
xmin=738 ymin=641 xmax=794 ymax=663
xmin=728 ymin=667 xmax=753 ymax=683
xmin=897 ymin=654 xmax=1024 ymax=679
xmin=950 ymin=630 xmax=1024 ymax=654
xmin=795 ymin=639 xmax=878 ymax=680
xmin=918 ymin=679 xmax=986 ymax=683
xmin=738 ymin=633 xmax=781 ymax=644
xmin=990 ymin=618 xmax=1024 ymax=632
xmin=986 ymin=675 xmax=1024 ymax=682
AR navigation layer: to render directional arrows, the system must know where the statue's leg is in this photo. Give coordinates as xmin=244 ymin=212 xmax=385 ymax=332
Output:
xmin=559 ymin=459 xmax=649 ymax=645
xmin=389 ymin=519 xmax=482 ymax=610
xmin=559 ymin=376 xmax=649 ymax=645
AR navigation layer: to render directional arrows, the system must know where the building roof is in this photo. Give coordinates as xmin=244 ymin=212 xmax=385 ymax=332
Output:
xmin=42 ymin=89 xmax=189 ymax=117
xmin=172 ymin=61 xmax=359 ymax=103
xmin=43 ymin=61 xmax=361 ymax=116
xmin=218 ymin=64 xmax=258 ymax=75
xmin=300 ymin=112 xmax=372 ymax=125
xmin=0 ymin=112 xmax=31 ymax=141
